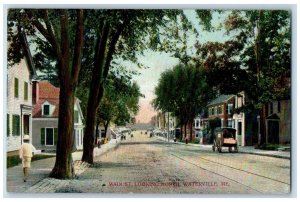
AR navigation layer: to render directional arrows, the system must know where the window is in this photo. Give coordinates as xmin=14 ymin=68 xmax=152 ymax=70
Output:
xmin=7 ymin=114 xmax=10 ymax=137
xmin=217 ymin=106 xmax=222 ymax=114
xmin=24 ymin=82 xmax=28 ymax=100
xmin=270 ymin=102 xmax=273 ymax=115
xmin=46 ymin=128 xmax=54 ymax=146
xmin=227 ymin=104 xmax=233 ymax=114
xmin=278 ymin=101 xmax=281 ymax=113
xmin=43 ymin=105 xmax=50 ymax=116
xmin=227 ymin=119 xmax=235 ymax=128
xmin=12 ymin=115 xmax=20 ymax=136
xmin=14 ymin=78 xmax=19 ymax=98
xmin=41 ymin=128 xmax=57 ymax=145
xmin=74 ymin=110 xmax=79 ymax=123
xmin=76 ymin=130 xmax=79 ymax=146
xmin=195 ymin=120 xmax=200 ymax=128
xmin=101 ymin=130 xmax=105 ymax=138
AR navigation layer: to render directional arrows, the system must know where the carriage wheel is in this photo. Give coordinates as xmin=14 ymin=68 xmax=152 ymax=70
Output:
xmin=218 ymin=146 xmax=222 ymax=153
xmin=228 ymin=147 xmax=233 ymax=153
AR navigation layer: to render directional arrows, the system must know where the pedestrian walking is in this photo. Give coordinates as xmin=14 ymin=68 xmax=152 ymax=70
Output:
xmin=19 ymin=135 xmax=33 ymax=182
xmin=97 ymin=138 xmax=101 ymax=148
xmin=185 ymin=136 xmax=188 ymax=144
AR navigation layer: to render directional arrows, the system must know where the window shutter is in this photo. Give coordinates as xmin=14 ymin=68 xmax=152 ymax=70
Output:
xmin=74 ymin=110 xmax=79 ymax=123
xmin=24 ymin=82 xmax=28 ymax=100
xmin=12 ymin=115 xmax=20 ymax=136
xmin=14 ymin=78 xmax=19 ymax=98
xmin=41 ymin=128 xmax=45 ymax=145
xmin=54 ymin=128 xmax=58 ymax=145
xmin=7 ymin=114 xmax=10 ymax=137
xmin=12 ymin=115 xmax=15 ymax=135
xmin=16 ymin=116 xmax=20 ymax=136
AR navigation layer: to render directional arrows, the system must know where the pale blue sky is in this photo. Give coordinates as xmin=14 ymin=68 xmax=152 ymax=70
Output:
xmin=133 ymin=10 xmax=232 ymax=123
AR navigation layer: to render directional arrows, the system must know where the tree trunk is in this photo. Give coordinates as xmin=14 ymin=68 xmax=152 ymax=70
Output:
xmin=81 ymin=22 xmax=109 ymax=164
xmin=260 ymin=104 xmax=267 ymax=145
xmin=189 ymin=121 xmax=193 ymax=142
xmin=180 ymin=125 xmax=183 ymax=141
xmin=104 ymin=121 xmax=109 ymax=138
xmin=184 ymin=123 xmax=187 ymax=139
xmin=95 ymin=118 xmax=100 ymax=144
xmin=49 ymin=10 xmax=84 ymax=179
xmin=81 ymin=86 xmax=104 ymax=164
xmin=49 ymin=83 xmax=75 ymax=179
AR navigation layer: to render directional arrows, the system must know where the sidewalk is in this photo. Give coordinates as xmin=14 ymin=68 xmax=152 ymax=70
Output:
xmin=155 ymin=136 xmax=290 ymax=159
xmin=6 ymin=137 xmax=121 ymax=193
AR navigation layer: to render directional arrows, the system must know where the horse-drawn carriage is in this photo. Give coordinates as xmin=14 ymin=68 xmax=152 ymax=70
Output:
xmin=212 ymin=127 xmax=238 ymax=153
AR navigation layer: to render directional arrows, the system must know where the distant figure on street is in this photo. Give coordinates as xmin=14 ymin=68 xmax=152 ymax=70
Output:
xmin=19 ymin=135 xmax=33 ymax=182
xmin=185 ymin=136 xmax=188 ymax=144
xmin=97 ymin=138 xmax=101 ymax=148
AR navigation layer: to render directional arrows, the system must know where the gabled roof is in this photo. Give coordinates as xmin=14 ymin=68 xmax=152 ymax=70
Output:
xmin=75 ymin=98 xmax=85 ymax=121
xmin=39 ymin=81 xmax=60 ymax=99
xmin=266 ymin=113 xmax=280 ymax=120
xmin=20 ymin=30 xmax=37 ymax=78
xmin=33 ymin=81 xmax=84 ymax=120
xmin=207 ymin=94 xmax=235 ymax=106
xmin=33 ymin=81 xmax=59 ymax=118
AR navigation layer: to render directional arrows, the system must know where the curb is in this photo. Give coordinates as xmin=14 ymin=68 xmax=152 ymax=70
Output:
xmin=237 ymin=151 xmax=290 ymax=160
xmin=155 ymin=136 xmax=290 ymax=159
xmin=93 ymin=138 xmax=121 ymax=158
xmin=22 ymin=139 xmax=121 ymax=193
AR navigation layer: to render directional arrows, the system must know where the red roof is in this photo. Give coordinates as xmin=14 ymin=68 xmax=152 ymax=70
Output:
xmin=33 ymin=81 xmax=60 ymax=118
xmin=39 ymin=81 xmax=60 ymax=99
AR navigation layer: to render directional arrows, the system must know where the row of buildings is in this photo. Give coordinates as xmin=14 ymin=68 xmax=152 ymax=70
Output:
xmin=154 ymin=92 xmax=291 ymax=146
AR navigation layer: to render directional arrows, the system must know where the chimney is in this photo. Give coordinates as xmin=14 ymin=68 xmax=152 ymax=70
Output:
xmin=32 ymin=80 xmax=39 ymax=104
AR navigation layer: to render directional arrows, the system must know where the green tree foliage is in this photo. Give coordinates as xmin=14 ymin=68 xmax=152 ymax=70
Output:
xmin=153 ymin=64 xmax=212 ymax=140
xmin=97 ymin=75 xmax=141 ymax=137
xmin=197 ymin=10 xmax=291 ymax=106
xmin=79 ymin=9 xmax=214 ymax=163
xmin=195 ymin=10 xmax=291 ymax=144
xmin=7 ymin=9 xmax=215 ymax=170
xmin=8 ymin=9 xmax=85 ymax=179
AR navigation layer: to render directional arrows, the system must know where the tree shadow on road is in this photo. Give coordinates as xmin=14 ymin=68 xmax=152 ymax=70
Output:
xmin=92 ymin=161 xmax=137 ymax=169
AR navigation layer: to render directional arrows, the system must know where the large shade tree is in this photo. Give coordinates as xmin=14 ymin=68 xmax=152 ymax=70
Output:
xmin=97 ymin=76 xmax=141 ymax=138
xmin=76 ymin=9 xmax=214 ymax=164
xmin=7 ymin=9 xmax=214 ymax=177
xmin=8 ymin=9 xmax=85 ymax=179
xmin=195 ymin=10 xmax=291 ymax=145
xmin=153 ymin=64 xmax=212 ymax=141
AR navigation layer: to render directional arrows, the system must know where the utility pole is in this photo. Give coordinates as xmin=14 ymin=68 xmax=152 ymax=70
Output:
xmin=167 ymin=112 xmax=170 ymax=142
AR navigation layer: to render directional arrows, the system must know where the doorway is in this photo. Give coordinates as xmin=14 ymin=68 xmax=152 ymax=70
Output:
xmin=23 ymin=115 xmax=30 ymax=135
xmin=268 ymin=120 xmax=279 ymax=144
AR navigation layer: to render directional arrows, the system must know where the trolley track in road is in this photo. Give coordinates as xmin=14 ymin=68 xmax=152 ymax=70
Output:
xmin=157 ymin=138 xmax=290 ymax=185
xmin=179 ymin=150 xmax=290 ymax=186
xmin=170 ymin=153 xmax=263 ymax=193
xmin=170 ymin=152 xmax=290 ymax=194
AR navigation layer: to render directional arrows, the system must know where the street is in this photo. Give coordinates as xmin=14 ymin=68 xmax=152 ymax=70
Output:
xmin=48 ymin=130 xmax=290 ymax=194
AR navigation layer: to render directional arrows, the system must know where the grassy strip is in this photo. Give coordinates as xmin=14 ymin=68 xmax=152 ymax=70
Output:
xmin=7 ymin=154 xmax=55 ymax=168
xmin=255 ymin=144 xmax=291 ymax=151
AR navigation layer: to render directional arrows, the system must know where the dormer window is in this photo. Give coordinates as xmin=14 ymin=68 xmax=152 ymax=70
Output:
xmin=43 ymin=104 xmax=50 ymax=116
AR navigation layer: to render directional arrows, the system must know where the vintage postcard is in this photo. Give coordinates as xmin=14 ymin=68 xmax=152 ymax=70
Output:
xmin=5 ymin=5 xmax=292 ymax=196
